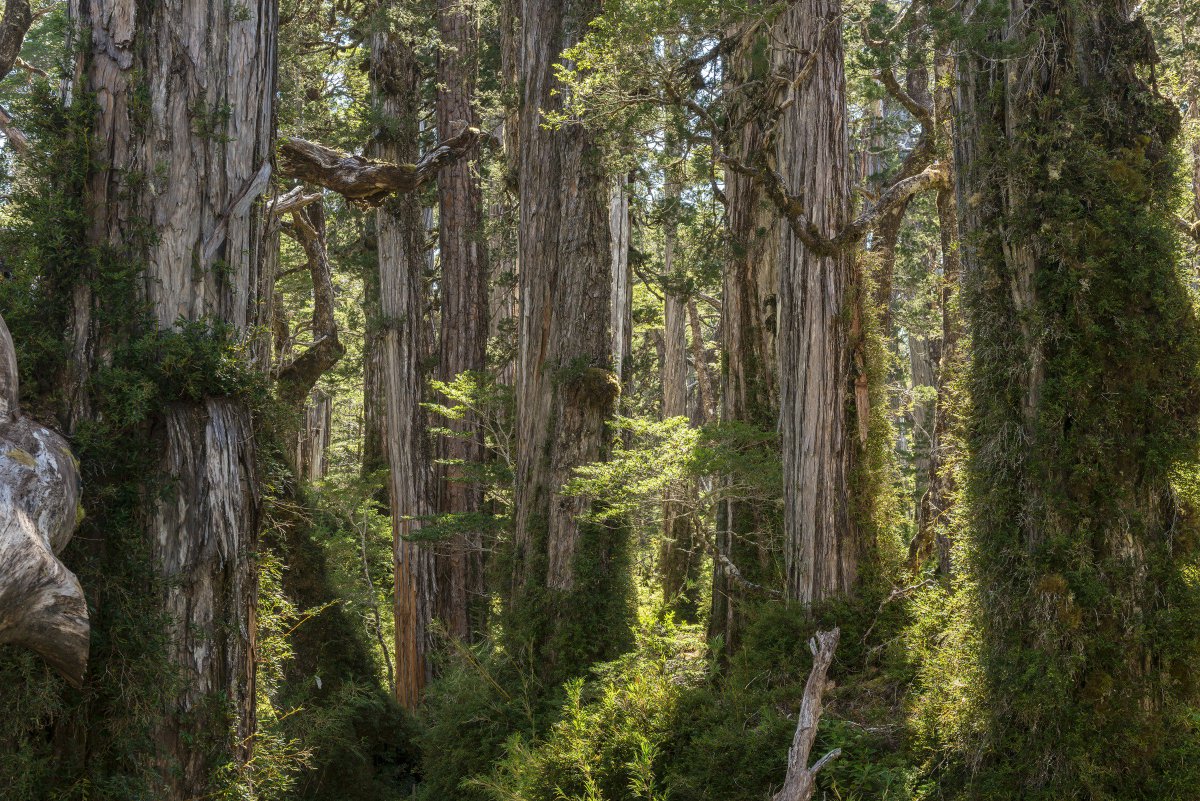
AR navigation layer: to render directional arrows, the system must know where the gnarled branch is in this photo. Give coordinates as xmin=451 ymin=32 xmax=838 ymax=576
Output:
xmin=0 ymin=312 xmax=89 ymax=686
xmin=773 ymin=628 xmax=841 ymax=801
xmin=277 ymin=125 xmax=480 ymax=206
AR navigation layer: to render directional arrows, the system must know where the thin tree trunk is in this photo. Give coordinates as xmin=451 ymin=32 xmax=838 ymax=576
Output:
xmin=296 ymin=389 xmax=333 ymax=483
xmin=371 ymin=28 xmax=436 ymax=711
xmin=687 ymin=298 xmax=715 ymax=425
xmin=66 ymin=0 xmax=275 ymax=792
xmin=434 ymin=0 xmax=488 ymax=643
xmin=776 ymin=0 xmax=859 ymax=606
xmin=661 ymin=174 xmax=699 ymax=620
xmin=610 ymin=175 xmax=633 ymax=385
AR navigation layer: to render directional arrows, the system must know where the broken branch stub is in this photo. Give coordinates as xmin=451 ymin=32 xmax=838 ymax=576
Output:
xmin=0 ymin=312 xmax=88 ymax=686
xmin=772 ymin=627 xmax=841 ymax=801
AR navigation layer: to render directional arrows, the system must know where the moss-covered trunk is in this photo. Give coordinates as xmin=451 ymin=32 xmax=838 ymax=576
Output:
xmin=51 ymin=0 xmax=277 ymax=795
xmin=954 ymin=1 xmax=1200 ymax=795
xmin=508 ymin=0 xmax=631 ymax=682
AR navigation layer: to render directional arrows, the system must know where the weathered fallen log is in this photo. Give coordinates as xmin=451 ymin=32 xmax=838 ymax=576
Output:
xmin=276 ymin=125 xmax=480 ymax=206
xmin=0 ymin=312 xmax=88 ymax=686
xmin=773 ymin=627 xmax=842 ymax=801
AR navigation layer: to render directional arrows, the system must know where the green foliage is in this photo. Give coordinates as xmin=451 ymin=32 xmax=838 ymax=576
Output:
xmin=920 ymin=6 xmax=1200 ymax=799
xmin=474 ymin=617 xmax=704 ymax=801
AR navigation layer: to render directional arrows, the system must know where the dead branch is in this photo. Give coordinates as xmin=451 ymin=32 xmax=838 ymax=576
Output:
xmin=277 ymin=125 xmax=480 ymax=206
xmin=773 ymin=628 xmax=841 ymax=801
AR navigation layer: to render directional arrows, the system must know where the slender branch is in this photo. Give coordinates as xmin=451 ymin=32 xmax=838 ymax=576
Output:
xmin=1176 ymin=215 xmax=1200 ymax=242
xmin=276 ymin=202 xmax=345 ymax=407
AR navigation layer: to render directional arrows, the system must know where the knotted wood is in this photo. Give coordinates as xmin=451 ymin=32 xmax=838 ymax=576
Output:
xmin=0 ymin=312 xmax=88 ymax=686
xmin=277 ymin=126 xmax=480 ymax=207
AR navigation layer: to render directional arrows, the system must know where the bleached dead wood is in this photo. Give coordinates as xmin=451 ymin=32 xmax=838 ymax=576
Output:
xmin=772 ymin=627 xmax=841 ymax=801
xmin=277 ymin=126 xmax=480 ymax=206
xmin=0 ymin=312 xmax=88 ymax=686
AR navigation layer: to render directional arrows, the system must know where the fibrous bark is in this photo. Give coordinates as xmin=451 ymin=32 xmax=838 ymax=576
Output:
xmin=0 ymin=313 xmax=88 ymax=687
xmin=434 ymin=0 xmax=488 ymax=642
xmin=66 ymin=0 xmax=275 ymax=792
xmin=371 ymin=29 xmax=436 ymax=710
xmin=509 ymin=0 xmax=630 ymax=679
xmin=710 ymin=9 xmax=780 ymax=653
xmin=776 ymin=0 xmax=860 ymax=605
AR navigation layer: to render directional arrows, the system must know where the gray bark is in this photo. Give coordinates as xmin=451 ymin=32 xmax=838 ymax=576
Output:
xmin=66 ymin=0 xmax=276 ymax=792
xmin=371 ymin=29 xmax=436 ymax=710
xmin=0 ymin=314 xmax=88 ymax=687
xmin=776 ymin=0 xmax=859 ymax=606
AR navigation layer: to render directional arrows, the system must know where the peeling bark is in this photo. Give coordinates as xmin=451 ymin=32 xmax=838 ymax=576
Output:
xmin=711 ymin=9 xmax=780 ymax=653
xmin=371 ymin=29 xmax=436 ymax=710
xmin=777 ymin=0 xmax=860 ymax=606
xmin=65 ymin=0 xmax=276 ymax=790
xmin=434 ymin=0 xmax=488 ymax=642
xmin=510 ymin=0 xmax=628 ymax=676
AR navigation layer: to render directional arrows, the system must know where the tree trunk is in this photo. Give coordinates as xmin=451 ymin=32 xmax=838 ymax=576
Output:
xmin=610 ymin=176 xmax=632 ymax=384
xmin=296 ymin=389 xmax=333 ymax=484
xmin=953 ymin=2 xmax=1200 ymax=793
xmin=687 ymin=298 xmax=715 ymax=425
xmin=371 ymin=29 xmax=436 ymax=711
xmin=64 ymin=0 xmax=275 ymax=792
xmin=434 ymin=0 xmax=488 ymax=643
xmin=776 ymin=0 xmax=859 ymax=606
xmin=711 ymin=12 xmax=781 ymax=653
xmin=509 ymin=0 xmax=630 ymax=680
xmin=661 ymin=175 xmax=699 ymax=621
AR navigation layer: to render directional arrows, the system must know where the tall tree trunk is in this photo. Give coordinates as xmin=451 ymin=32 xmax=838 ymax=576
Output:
xmin=610 ymin=175 xmax=633 ymax=385
xmin=687 ymin=298 xmax=715 ymax=425
xmin=434 ymin=0 xmax=488 ymax=643
xmin=776 ymin=0 xmax=860 ymax=606
xmin=509 ymin=0 xmax=630 ymax=680
xmin=65 ymin=0 xmax=276 ymax=793
xmin=371 ymin=29 xmax=436 ymax=711
xmin=953 ymin=2 xmax=1200 ymax=793
xmin=660 ymin=175 xmax=699 ymax=620
xmin=710 ymin=12 xmax=781 ymax=652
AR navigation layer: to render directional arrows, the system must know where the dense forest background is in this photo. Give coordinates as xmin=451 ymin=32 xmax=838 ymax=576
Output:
xmin=1 ymin=0 xmax=1200 ymax=799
